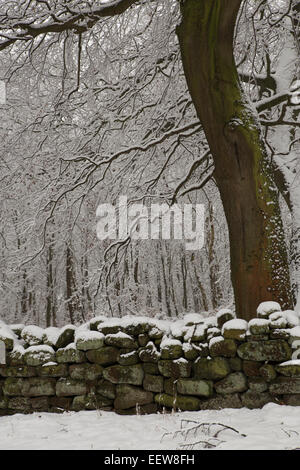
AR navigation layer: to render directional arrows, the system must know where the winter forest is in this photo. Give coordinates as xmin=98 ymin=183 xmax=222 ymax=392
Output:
xmin=0 ymin=0 xmax=299 ymax=328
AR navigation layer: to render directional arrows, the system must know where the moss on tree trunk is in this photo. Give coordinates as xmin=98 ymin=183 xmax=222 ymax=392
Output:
xmin=177 ymin=0 xmax=293 ymax=320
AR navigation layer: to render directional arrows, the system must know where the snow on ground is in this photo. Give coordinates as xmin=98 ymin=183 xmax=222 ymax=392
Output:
xmin=1 ymin=404 xmax=300 ymax=450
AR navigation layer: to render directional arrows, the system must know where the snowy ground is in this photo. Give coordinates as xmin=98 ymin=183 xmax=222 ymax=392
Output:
xmin=1 ymin=403 xmax=300 ymax=450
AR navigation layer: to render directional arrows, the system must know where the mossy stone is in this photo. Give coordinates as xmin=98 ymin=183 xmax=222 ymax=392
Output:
xmin=56 ymin=345 xmax=85 ymax=364
xmin=177 ymin=378 xmax=213 ymax=397
xmin=0 ymin=366 xmax=36 ymax=378
xmin=237 ymin=340 xmax=291 ymax=362
xmin=69 ymin=363 xmax=103 ymax=380
xmin=143 ymin=374 xmax=164 ymax=393
xmin=158 ymin=359 xmax=191 ymax=378
xmin=96 ymin=379 xmax=116 ymax=399
xmin=103 ymin=364 xmax=144 ymax=385
xmin=114 ymin=384 xmax=153 ymax=410
xmin=193 ymin=357 xmax=231 ymax=380
xmin=154 ymin=393 xmax=200 ymax=411
xmin=38 ymin=363 xmax=68 ymax=377
xmin=209 ymin=338 xmax=237 ymax=358
xmin=86 ymin=347 xmax=119 ymax=366
xmin=214 ymin=372 xmax=247 ymax=395
xmin=56 ymin=378 xmax=87 ymax=397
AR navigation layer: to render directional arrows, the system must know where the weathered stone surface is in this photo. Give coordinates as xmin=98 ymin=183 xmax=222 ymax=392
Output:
xmin=56 ymin=344 xmax=85 ymax=364
xmin=160 ymin=339 xmax=183 ymax=360
xmin=123 ymin=320 xmax=151 ymax=337
xmin=105 ymin=332 xmax=138 ymax=350
xmin=89 ymin=316 xmax=106 ymax=331
xmin=282 ymin=394 xmax=300 ymax=406
xmin=98 ymin=322 xmax=121 ymax=336
xmin=143 ymin=374 xmax=164 ymax=393
xmin=24 ymin=345 xmax=55 ymax=366
xmin=275 ymin=361 xmax=300 ymax=377
xmin=118 ymin=350 xmax=139 ymax=366
xmin=158 ymin=359 xmax=191 ymax=378
xmin=96 ymin=379 xmax=116 ymax=399
xmin=269 ymin=377 xmax=300 ymax=395
xmin=246 ymin=334 xmax=269 ymax=342
xmin=139 ymin=342 xmax=160 ymax=363
xmin=154 ymin=393 xmax=200 ymax=411
xmin=114 ymin=384 xmax=153 ymax=410
xmin=72 ymin=394 xmax=112 ymax=411
xmin=21 ymin=326 xmax=44 ymax=346
xmin=259 ymin=364 xmax=277 ymax=382
xmin=148 ymin=326 xmax=164 ymax=340
xmin=7 ymin=348 xmax=25 ymax=366
xmin=138 ymin=334 xmax=150 ymax=347
xmin=177 ymin=379 xmax=213 ymax=397
xmin=248 ymin=319 xmax=270 ymax=335
xmin=0 ymin=366 xmax=36 ymax=378
xmin=237 ymin=340 xmax=291 ymax=362
xmin=23 ymin=378 xmax=56 ymax=397
xmin=243 ymin=360 xmax=262 ymax=377
xmin=164 ymin=378 xmax=177 ymax=395
xmin=55 ymin=325 xmax=76 ymax=349
xmin=30 ymin=396 xmax=49 ymax=411
xmin=3 ymin=377 xmax=23 ymax=396
xmin=241 ymin=390 xmax=275 ymax=409
xmin=69 ymin=363 xmax=103 ymax=380
xmin=217 ymin=309 xmax=235 ymax=329
xmin=194 ymin=343 xmax=210 ymax=358
xmin=56 ymin=378 xmax=87 ymax=397
xmin=193 ymin=357 xmax=231 ymax=380
xmin=269 ymin=329 xmax=290 ymax=340
xmin=49 ymin=396 xmax=72 ymax=411
xmin=103 ymin=364 xmax=144 ymax=385
xmin=209 ymin=337 xmax=237 ymax=358
xmin=38 ymin=363 xmax=68 ymax=377
xmin=200 ymin=393 xmax=242 ymax=410
xmin=215 ymin=372 xmax=247 ymax=395
xmin=0 ymin=396 xmax=8 ymax=409
xmin=0 ymin=331 xmax=14 ymax=350
xmin=142 ymin=362 xmax=159 ymax=375
xmin=222 ymin=320 xmax=248 ymax=341
xmin=86 ymin=347 xmax=119 ymax=366
xmin=207 ymin=327 xmax=221 ymax=341
xmin=75 ymin=331 xmax=105 ymax=351
xmin=182 ymin=343 xmax=199 ymax=361
xmin=3 ymin=377 xmax=56 ymax=396
xmin=248 ymin=377 xmax=268 ymax=393
xmin=8 ymin=397 xmax=31 ymax=411
xmin=229 ymin=357 xmax=242 ymax=371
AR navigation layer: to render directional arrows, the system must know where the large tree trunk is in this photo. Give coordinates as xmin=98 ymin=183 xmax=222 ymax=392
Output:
xmin=177 ymin=0 xmax=293 ymax=320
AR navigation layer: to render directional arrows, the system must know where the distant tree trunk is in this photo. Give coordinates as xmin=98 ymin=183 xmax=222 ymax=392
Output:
xmin=177 ymin=0 xmax=293 ymax=320
xmin=46 ymin=240 xmax=55 ymax=327
xmin=66 ymin=244 xmax=82 ymax=324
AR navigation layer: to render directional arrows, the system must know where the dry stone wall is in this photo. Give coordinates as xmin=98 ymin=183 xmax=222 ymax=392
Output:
xmin=1 ymin=302 xmax=300 ymax=416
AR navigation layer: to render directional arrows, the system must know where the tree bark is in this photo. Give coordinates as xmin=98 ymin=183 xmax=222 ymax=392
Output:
xmin=177 ymin=0 xmax=293 ymax=320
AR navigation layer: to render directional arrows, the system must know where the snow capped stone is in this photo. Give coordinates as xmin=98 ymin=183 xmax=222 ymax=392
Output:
xmin=282 ymin=310 xmax=299 ymax=328
xmin=23 ymin=344 xmax=56 ymax=366
xmin=248 ymin=318 xmax=270 ymax=335
xmin=257 ymin=301 xmax=281 ymax=318
xmin=222 ymin=319 xmax=248 ymax=341
xmin=75 ymin=330 xmax=105 ymax=351
xmin=21 ymin=325 xmax=44 ymax=346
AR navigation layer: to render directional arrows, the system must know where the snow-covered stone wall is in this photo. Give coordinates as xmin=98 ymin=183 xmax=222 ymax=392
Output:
xmin=1 ymin=302 xmax=300 ymax=416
